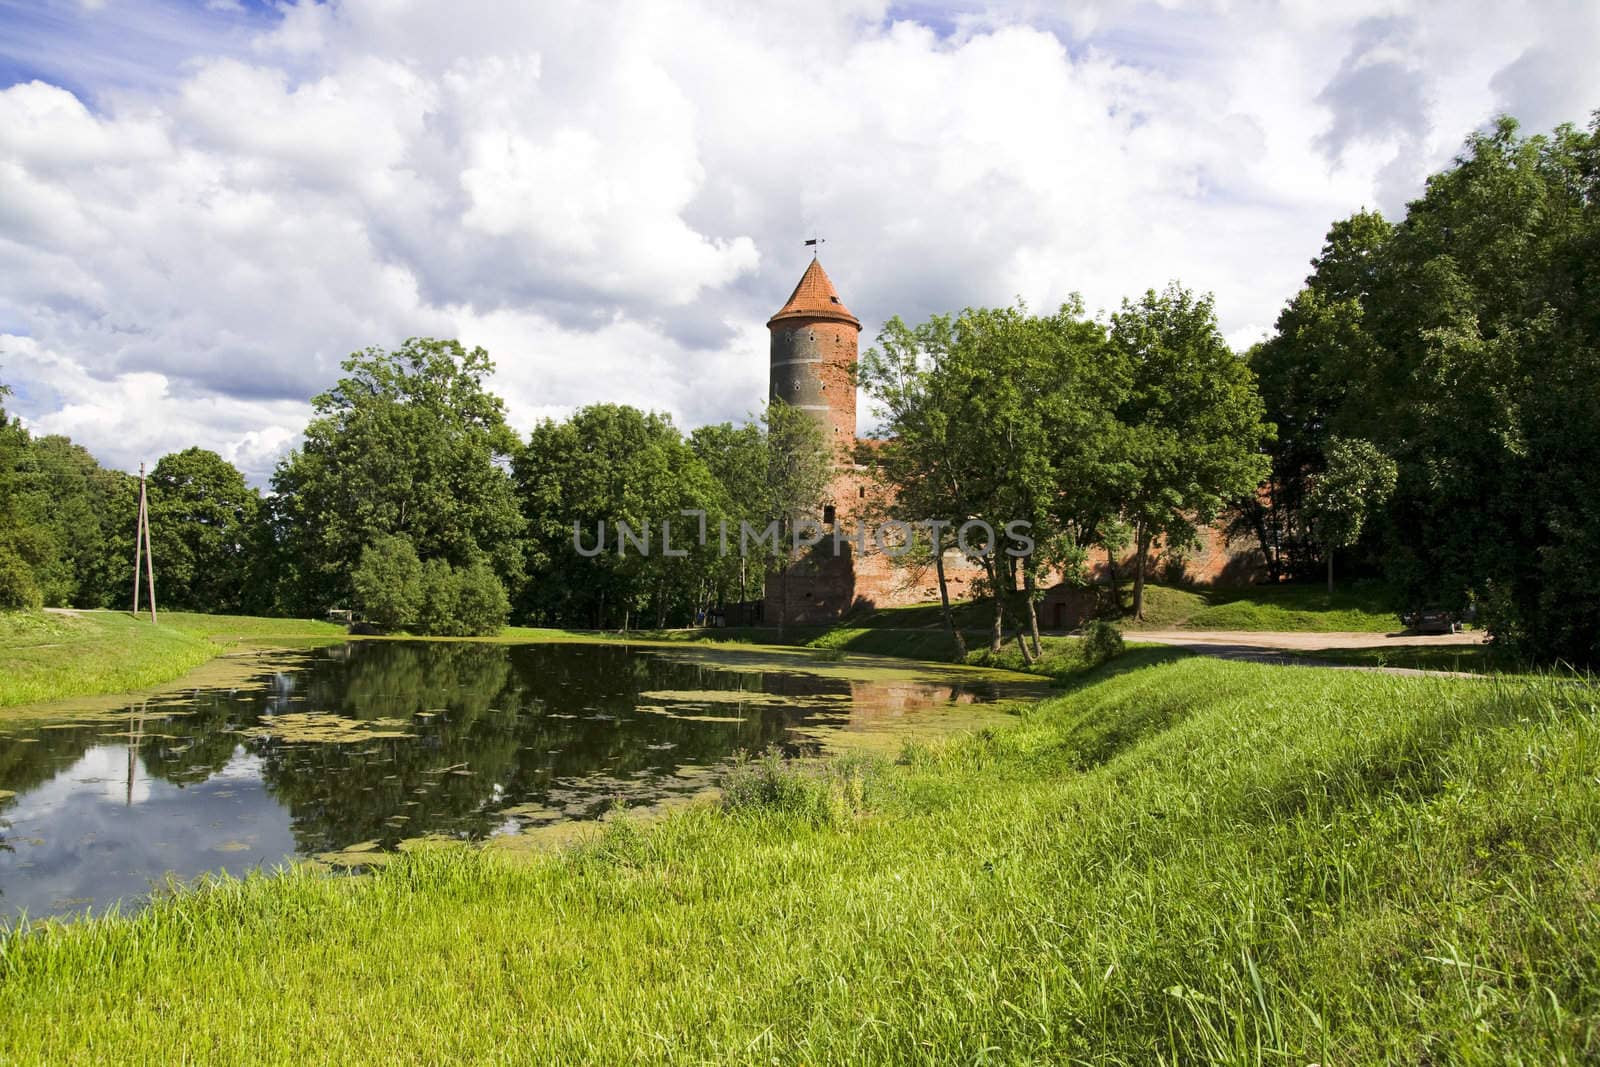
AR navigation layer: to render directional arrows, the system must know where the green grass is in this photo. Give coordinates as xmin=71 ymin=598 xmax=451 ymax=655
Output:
xmin=0 ymin=609 xmax=346 ymax=707
xmin=4 ymin=653 xmax=1596 ymax=1062
xmin=1121 ymin=580 xmax=1402 ymax=632
xmin=1286 ymin=644 xmax=1567 ymax=679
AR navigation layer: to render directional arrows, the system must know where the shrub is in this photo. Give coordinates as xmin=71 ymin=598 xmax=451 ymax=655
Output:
xmin=1079 ymin=620 xmax=1125 ymax=666
xmin=351 ymin=536 xmax=423 ymax=630
xmin=452 ymin=561 xmax=509 ymax=636
xmin=0 ymin=546 xmax=42 ymax=612
xmin=416 ymin=558 xmax=461 ymax=635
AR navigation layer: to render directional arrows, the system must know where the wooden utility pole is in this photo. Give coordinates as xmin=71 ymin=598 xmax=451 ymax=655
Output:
xmin=132 ymin=462 xmax=157 ymax=623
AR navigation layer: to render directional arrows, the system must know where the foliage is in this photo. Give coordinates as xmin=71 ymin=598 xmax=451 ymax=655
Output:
xmin=450 ymin=560 xmax=512 ymax=637
xmin=1303 ymin=436 xmax=1396 ymax=589
xmin=1109 ymin=284 xmax=1271 ymax=617
xmin=147 ymin=448 xmax=264 ymax=613
xmin=1243 ymin=114 xmax=1600 ymax=663
xmin=1078 ymin=619 xmax=1124 ymax=665
xmin=859 ymin=300 xmax=1120 ymax=653
xmin=351 ymin=535 xmax=425 ymax=630
xmin=516 ymin=404 xmax=731 ymax=629
xmin=9 ymin=434 xmax=133 ymax=607
xmin=271 ymin=338 xmax=525 ymax=616
xmin=0 ymin=546 xmax=41 ymax=611
xmin=351 ymin=536 xmax=508 ymax=636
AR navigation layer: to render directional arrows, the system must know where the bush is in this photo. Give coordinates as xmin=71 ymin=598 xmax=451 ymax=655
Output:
xmin=0 ymin=546 xmax=42 ymax=611
xmin=452 ymin=561 xmax=510 ymax=636
xmin=351 ymin=536 xmax=423 ymax=630
xmin=351 ymin=539 xmax=508 ymax=637
xmin=416 ymin=558 xmax=461 ymax=635
xmin=1079 ymin=619 xmax=1124 ymax=666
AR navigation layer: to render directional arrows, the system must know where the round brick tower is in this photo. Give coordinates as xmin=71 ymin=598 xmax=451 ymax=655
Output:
xmin=767 ymin=257 xmax=860 ymax=444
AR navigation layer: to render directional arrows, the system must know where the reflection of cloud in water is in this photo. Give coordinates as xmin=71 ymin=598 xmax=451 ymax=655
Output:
xmin=0 ymin=746 xmax=295 ymax=922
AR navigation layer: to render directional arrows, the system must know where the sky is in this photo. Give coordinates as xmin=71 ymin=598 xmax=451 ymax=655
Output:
xmin=1 ymin=0 xmax=1597 ymax=485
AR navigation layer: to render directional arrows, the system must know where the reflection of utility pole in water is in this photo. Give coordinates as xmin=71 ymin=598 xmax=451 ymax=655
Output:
xmin=131 ymin=462 xmax=157 ymax=624
xmin=126 ymin=701 xmax=147 ymax=806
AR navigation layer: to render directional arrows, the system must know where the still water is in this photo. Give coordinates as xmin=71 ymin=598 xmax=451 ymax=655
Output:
xmin=0 ymin=640 xmax=1032 ymax=922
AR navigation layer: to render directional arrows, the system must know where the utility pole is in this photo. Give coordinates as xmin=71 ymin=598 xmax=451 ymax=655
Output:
xmin=132 ymin=462 xmax=157 ymax=623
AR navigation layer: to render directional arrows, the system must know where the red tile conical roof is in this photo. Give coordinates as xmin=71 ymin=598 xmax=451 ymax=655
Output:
xmin=767 ymin=258 xmax=861 ymax=328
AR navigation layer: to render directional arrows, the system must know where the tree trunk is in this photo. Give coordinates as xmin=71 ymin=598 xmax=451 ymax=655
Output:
xmin=933 ymin=544 xmax=966 ymax=660
xmin=1024 ymin=570 xmax=1042 ymax=657
xmin=1327 ymin=551 xmax=1334 ymax=596
xmin=986 ymin=556 xmax=1005 ymax=653
xmin=1131 ymin=521 xmax=1149 ymax=621
xmin=1014 ymin=626 xmax=1034 ymax=665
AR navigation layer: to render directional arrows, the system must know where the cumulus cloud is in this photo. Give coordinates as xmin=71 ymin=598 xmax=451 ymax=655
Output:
xmin=0 ymin=0 xmax=1596 ymax=484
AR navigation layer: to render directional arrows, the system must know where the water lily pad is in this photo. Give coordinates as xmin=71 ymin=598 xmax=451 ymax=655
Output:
xmin=633 ymin=704 xmax=746 ymax=723
xmin=245 ymin=713 xmax=412 ymax=744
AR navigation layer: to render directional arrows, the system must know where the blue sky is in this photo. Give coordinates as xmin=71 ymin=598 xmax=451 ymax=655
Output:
xmin=1 ymin=0 xmax=1596 ymax=483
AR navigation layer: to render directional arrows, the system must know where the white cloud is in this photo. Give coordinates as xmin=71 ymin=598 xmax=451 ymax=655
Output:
xmin=1 ymin=0 xmax=1597 ymax=483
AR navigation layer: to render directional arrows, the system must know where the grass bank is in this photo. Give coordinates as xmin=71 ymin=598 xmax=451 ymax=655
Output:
xmin=3 ymin=653 xmax=1596 ymax=1062
xmin=0 ymin=609 xmax=346 ymax=707
xmin=1123 ymin=580 xmax=1401 ymax=632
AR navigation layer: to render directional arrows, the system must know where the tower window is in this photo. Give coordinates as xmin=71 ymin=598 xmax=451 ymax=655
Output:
xmin=823 ymin=504 xmax=836 ymax=525
xmin=858 ymin=486 xmax=865 ymax=499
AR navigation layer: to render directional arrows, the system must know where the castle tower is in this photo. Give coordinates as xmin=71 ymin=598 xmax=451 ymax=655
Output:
xmin=767 ymin=257 xmax=860 ymax=445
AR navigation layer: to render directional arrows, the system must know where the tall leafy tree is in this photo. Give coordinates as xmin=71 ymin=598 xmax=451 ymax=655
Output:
xmin=144 ymin=448 xmax=263 ymax=612
xmin=859 ymin=300 xmax=1121 ymax=657
xmin=516 ymin=405 xmax=726 ymax=629
xmin=0 ymin=381 xmax=44 ymax=611
xmin=760 ymin=398 xmax=833 ymax=636
xmin=1303 ymin=437 xmax=1396 ymax=593
xmin=1111 ymin=284 xmax=1270 ymax=619
xmin=1239 ymin=211 xmax=1392 ymax=579
xmin=11 ymin=435 xmax=134 ymax=608
xmin=271 ymin=338 xmax=525 ymax=615
xmin=689 ymin=420 xmax=769 ymax=605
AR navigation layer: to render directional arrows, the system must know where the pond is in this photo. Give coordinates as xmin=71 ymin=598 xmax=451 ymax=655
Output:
xmin=0 ymin=640 xmax=1040 ymax=923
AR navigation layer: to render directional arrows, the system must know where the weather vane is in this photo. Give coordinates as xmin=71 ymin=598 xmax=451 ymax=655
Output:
xmin=804 ymin=236 xmax=824 ymax=257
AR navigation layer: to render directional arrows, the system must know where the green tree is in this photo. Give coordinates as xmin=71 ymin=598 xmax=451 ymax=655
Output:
xmin=689 ymin=420 xmax=768 ymax=606
xmin=0 ymin=382 xmax=46 ymax=611
xmin=1239 ymin=212 xmax=1392 ymax=580
xmin=858 ymin=301 xmax=1122 ymax=657
xmin=351 ymin=535 xmax=424 ymax=631
xmin=11 ymin=435 xmax=133 ymax=608
xmin=516 ymin=405 xmax=727 ymax=629
xmin=760 ymin=398 xmax=834 ymax=636
xmin=1303 ymin=437 xmax=1397 ymax=593
xmin=1111 ymin=284 xmax=1270 ymax=619
xmin=271 ymin=338 xmax=525 ymax=615
xmin=146 ymin=448 xmax=263 ymax=612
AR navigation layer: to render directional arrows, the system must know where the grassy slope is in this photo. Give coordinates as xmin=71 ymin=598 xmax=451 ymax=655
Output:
xmin=0 ymin=609 xmax=346 ymax=707
xmin=3 ymin=653 xmax=1596 ymax=1063
xmin=1123 ymin=581 xmax=1402 ymax=632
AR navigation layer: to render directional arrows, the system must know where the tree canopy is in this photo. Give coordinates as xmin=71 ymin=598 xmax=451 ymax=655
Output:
xmin=271 ymin=338 xmax=525 ymax=618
